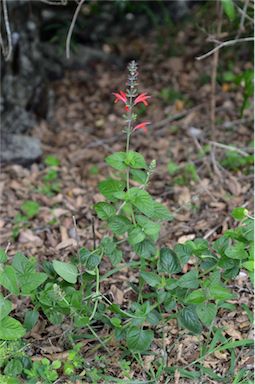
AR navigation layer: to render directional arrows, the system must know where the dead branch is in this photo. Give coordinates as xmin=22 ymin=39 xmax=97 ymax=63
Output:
xmin=66 ymin=0 xmax=86 ymax=59
xmin=196 ymin=36 xmax=254 ymax=60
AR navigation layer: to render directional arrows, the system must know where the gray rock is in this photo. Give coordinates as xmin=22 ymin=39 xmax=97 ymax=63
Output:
xmin=1 ymin=134 xmax=42 ymax=166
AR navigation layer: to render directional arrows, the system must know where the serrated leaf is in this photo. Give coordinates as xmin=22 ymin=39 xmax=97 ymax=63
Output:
xmin=185 ymin=289 xmax=207 ymax=304
xmin=12 ymin=253 xmax=31 ymax=275
xmin=99 ymin=178 xmax=125 ymax=201
xmin=150 ymin=202 xmax=173 ymax=221
xmin=178 ymin=306 xmax=203 ymax=334
xmin=24 ymin=310 xmax=39 ymax=331
xmin=94 ymin=202 xmax=115 ymax=220
xmin=0 ymin=293 xmax=12 ymax=320
xmin=136 ymin=215 xmax=160 ymax=241
xmin=174 ymin=243 xmax=193 ymax=267
xmin=108 ymin=216 xmax=132 ymax=235
xmin=84 ymin=253 xmax=101 ymax=271
xmin=177 ymin=269 xmax=199 ymax=289
xmin=0 ymin=316 xmax=26 ymax=340
xmin=158 ymin=248 xmax=181 ymax=274
xmin=0 ymin=248 xmax=7 ymax=263
xmin=128 ymin=227 xmax=145 ymax=245
xmin=108 ymin=249 xmax=123 ymax=266
xmin=140 ymin=271 xmax=161 ymax=287
xmin=130 ymin=169 xmax=147 ymax=184
xmin=0 ymin=266 xmax=19 ymax=294
xmin=105 ymin=152 xmax=127 ymax=170
xmin=52 ymin=261 xmax=78 ymax=284
xmin=124 ymin=151 xmax=147 ymax=169
xmin=225 ymin=242 xmax=249 ymax=260
xmin=126 ymin=188 xmax=154 ymax=217
xmin=126 ymin=327 xmax=154 ymax=353
xmin=133 ymin=239 xmax=156 ymax=259
xmin=196 ymin=303 xmax=217 ymax=327
xmin=21 ymin=272 xmax=47 ymax=294
xmin=208 ymin=285 xmax=234 ymax=301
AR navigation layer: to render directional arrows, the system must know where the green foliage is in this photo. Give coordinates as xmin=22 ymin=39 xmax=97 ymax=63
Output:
xmin=221 ymin=150 xmax=253 ymax=172
xmin=167 ymin=161 xmax=199 ymax=185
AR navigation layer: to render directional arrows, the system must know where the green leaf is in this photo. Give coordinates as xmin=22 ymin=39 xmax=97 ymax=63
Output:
xmin=196 ymin=303 xmax=217 ymax=327
xmin=84 ymin=253 xmax=101 ymax=271
xmin=94 ymin=202 xmax=115 ymax=220
xmin=126 ymin=188 xmax=154 ymax=217
xmin=133 ymin=239 xmax=156 ymax=259
xmin=128 ymin=227 xmax=145 ymax=245
xmin=174 ymin=243 xmax=193 ymax=267
xmin=0 ymin=248 xmax=7 ymax=263
xmin=108 ymin=216 xmax=132 ymax=235
xmin=231 ymin=207 xmax=248 ymax=221
xmin=140 ymin=271 xmax=161 ymax=287
xmin=52 ymin=261 xmax=78 ymax=284
xmin=0 ymin=316 xmax=26 ymax=340
xmin=4 ymin=359 xmax=23 ymax=376
xmin=44 ymin=155 xmax=60 ymax=167
xmin=150 ymin=202 xmax=173 ymax=221
xmin=136 ymin=215 xmax=160 ymax=241
xmin=0 ymin=266 xmax=19 ymax=294
xmin=178 ymin=306 xmax=203 ymax=334
xmin=185 ymin=289 xmax=207 ymax=304
xmin=221 ymin=0 xmax=236 ymax=21
xmin=21 ymin=272 xmax=47 ymax=294
xmin=225 ymin=242 xmax=249 ymax=260
xmin=24 ymin=310 xmax=39 ymax=331
xmin=12 ymin=253 xmax=31 ymax=275
xmin=20 ymin=200 xmax=40 ymax=219
xmin=130 ymin=169 xmax=147 ymax=184
xmin=0 ymin=293 xmax=12 ymax=320
xmin=99 ymin=179 xmax=125 ymax=201
xmin=177 ymin=269 xmax=199 ymax=289
xmin=126 ymin=327 xmax=154 ymax=353
xmin=158 ymin=248 xmax=181 ymax=274
xmin=167 ymin=161 xmax=179 ymax=175
xmin=242 ymin=260 xmax=254 ymax=272
xmin=124 ymin=151 xmax=147 ymax=169
xmin=105 ymin=152 xmax=127 ymax=170
xmin=208 ymin=285 xmax=234 ymax=301
xmin=108 ymin=249 xmax=123 ymax=266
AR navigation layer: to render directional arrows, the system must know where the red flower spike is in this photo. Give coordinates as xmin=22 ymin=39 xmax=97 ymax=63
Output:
xmin=113 ymin=90 xmax=127 ymax=104
xmin=134 ymin=93 xmax=151 ymax=106
xmin=133 ymin=121 xmax=151 ymax=133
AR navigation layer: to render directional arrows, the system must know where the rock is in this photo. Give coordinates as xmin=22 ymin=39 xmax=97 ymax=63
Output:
xmin=0 ymin=135 xmax=42 ymax=166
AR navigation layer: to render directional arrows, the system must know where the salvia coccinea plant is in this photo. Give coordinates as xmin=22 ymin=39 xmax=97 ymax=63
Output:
xmin=0 ymin=62 xmax=253 ymax=362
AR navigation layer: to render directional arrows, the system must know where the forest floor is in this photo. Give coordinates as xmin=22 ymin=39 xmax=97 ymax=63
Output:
xmin=0 ymin=9 xmax=254 ymax=384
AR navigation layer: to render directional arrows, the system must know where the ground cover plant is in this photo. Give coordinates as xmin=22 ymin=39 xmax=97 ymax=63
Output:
xmin=0 ymin=59 xmax=254 ymax=383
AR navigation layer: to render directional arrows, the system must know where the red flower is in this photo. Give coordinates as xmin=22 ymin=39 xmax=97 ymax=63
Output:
xmin=134 ymin=93 xmax=150 ymax=106
xmin=113 ymin=90 xmax=127 ymax=104
xmin=133 ymin=121 xmax=151 ymax=133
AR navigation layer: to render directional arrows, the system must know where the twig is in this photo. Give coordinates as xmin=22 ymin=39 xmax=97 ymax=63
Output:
xmin=208 ymin=141 xmax=249 ymax=156
xmin=196 ymin=37 xmax=254 ymax=60
xmin=66 ymin=0 xmax=86 ymax=59
xmin=1 ymin=0 xmax=12 ymax=61
xmin=210 ymin=0 xmax=223 ymax=137
xmin=236 ymin=0 xmax=250 ymax=38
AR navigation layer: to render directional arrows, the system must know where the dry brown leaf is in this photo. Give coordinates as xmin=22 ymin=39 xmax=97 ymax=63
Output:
xmin=19 ymin=230 xmax=43 ymax=247
xmin=56 ymin=238 xmax=77 ymax=250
